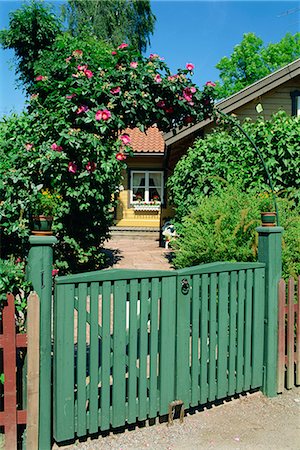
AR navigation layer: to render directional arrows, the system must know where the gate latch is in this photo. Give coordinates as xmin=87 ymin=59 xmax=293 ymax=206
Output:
xmin=168 ymin=400 xmax=184 ymax=426
xmin=181 ymin=278 xmax=190 ymax=295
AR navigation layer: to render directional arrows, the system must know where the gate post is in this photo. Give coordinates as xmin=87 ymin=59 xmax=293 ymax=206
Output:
xmin=257 ymin=226 xmax=283 ymax=397
xmin=27 ymin=235 xmax=57 ymax=450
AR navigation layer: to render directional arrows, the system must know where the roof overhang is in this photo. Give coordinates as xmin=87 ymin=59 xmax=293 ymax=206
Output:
xmin=164 ymin=58 xmax=300 ymax=147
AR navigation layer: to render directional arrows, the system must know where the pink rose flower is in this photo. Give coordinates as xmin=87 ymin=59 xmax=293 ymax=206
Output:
xmin=118 ymin=43 xmax=128 ymax=49
xmin=186 ymin=63 xmax=195 ymax=71
xmin=51 ymin=143 xmax=63 ymax=152
xmin=110 ymin=87 xmax=121 ymax=95
xmin=35 ymin=75 xmax=46 ymax=81
xmin=206 ymin=81 xmax=216 ymax=87
xmin=149 ymin=53 xmax=159 ymax=59
xmin=86 ymin=161 xmax=96 ymax=172
xmin=120 ymin=134 xmax=131 ymax=145
xmin=68 ymin=162 xmax=77 ymax=173
xmin=84 ymin=69 xmax=93 ymax=79
xmin=154 ymin=74 xmax=162 ymax=83
xmin=183 ymin=92 xmax=193 ymax=102
xmin=30 ymin=93 xmax=39 ymax=100
xmin=130 ymin=61 xmax=138 ymax=68
xmin=77 ymin=65 xmax=87 ymax=71
xmin=76 ymin=105 xmax=89 ymax=114
xmin=72 ymin=73 xmax=79 ymax=78
xmin=190 ymin=86 xmax=196 ymax=93
xmin=111 ymin=51 xmax=117 ymax=55
xmin=116 ymin=152 xmax=127 ymax=161
xmin=65 ymin=56 xmax=72 ymax=63
xmin=95 ymin=109 xmax=111 ymax=121
xmin=25 ymin=143 xmax=33 ymax=150
xmin=66 ymin=93 xmax=77 ymax=100
xmin=52 ymin=269 xmax=59 ymax=277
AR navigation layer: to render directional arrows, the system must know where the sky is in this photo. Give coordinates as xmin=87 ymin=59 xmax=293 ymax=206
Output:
xmin=0 ymin=0 xmax=299 ymax=117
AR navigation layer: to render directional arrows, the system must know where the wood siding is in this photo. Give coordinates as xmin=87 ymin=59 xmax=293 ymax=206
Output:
xmin=232 ymin=77 xmax=300 ymax=121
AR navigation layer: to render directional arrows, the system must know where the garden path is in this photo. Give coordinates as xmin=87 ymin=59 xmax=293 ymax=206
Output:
xmin=103 ymin=233 xmax=174 ymax=271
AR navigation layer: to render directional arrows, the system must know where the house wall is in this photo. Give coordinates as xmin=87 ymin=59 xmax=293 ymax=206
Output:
xmin=115 ymin=155 xmax=173 ymax=229
xmin=228 ymin=76 xmax=300 ymax=121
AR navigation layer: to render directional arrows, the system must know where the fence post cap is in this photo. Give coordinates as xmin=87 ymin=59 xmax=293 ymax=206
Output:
xmin=256 ymin=226 xmax=284 ymax=234
xmin=29 ymin=236 xmax=58 ymax=246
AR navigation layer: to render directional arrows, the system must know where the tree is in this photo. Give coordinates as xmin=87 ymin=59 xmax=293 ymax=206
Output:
xmin=0 ymin=0 xmax=61 ymax=88
xmin=0 ymin=36 xmax=214 ymax=272
xmin=62 ymin=0 xmax=156 ymax=52
xmin=215 ymin=32 xmax=300 ymax=99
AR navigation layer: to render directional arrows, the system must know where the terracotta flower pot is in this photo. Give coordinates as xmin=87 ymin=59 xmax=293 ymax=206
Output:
xmin=31 ymin=215 xmax=53 ymax=235
xmin=260 ymin=212 xmax=276 ymax=227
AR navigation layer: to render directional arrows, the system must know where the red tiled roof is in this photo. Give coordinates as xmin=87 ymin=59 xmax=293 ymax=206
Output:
xmin=125 ymin=126 xmax=165 ymax=153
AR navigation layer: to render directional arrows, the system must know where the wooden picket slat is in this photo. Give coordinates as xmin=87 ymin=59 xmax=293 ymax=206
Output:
xmin=200 ymin=274 xmax=209 ymax=403
xmin=217 ymin=272 xmax=229 ymax=399
xmin=100 ymin=281 xmax=112 ymax=430
xmin=26 ymin=292 xmax=40 ymax=450
xmin=244 ymin=270 xmax=253 ymax=391
xmin=112 ymin=280 xmax=127 ymax=428
xmin=277 ymin=276 xmax=299 ymax=392
xmin=89 ymin=282 xmax=100 ymax=433
xmin=76 ymin=283 xmax=87 ymax=436
xmin=127 ymin=279 xmax=138 ymax=424
xmin=236 ymin=270 xmax=245 ymax=392
xmin=138 ymin=279 xmax=149 ymax=421
xmin=228 ymin=271 xmax=237 ymax=396
xmin=149 ymin=278 xmax=159 ymax=418
xmin=191 ymin=274 xmax=200 ymax=405
xmin=208 ymin=273 xmax=217 ymax=402
xmin=251 ymin=269 xmax=265 ymax=388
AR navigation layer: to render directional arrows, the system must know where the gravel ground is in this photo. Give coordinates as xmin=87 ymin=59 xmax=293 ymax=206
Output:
xmin=53 ymin=387 xmax=300 ymax=450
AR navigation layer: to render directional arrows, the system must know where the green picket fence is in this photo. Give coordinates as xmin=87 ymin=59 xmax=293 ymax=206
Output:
xmin=53 ymin=262 xmax=265 ymax=443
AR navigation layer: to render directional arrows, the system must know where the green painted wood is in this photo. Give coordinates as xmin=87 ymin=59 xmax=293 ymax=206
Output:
xmin=217 ymin=272 xmax=229 ymax=399
xmin=56 ymin=269 xmax=176 ymax=284
xmin=251 ymin=268 xmax=265 ymax=388
xmin=89 ymin=282 xmax=100 ymax=433
xmin=244 ymin=270 xmax=253 ymax=391
xmin=149 ymin=278 xmax=159 ymax=417
xmin=138 ymin=279 xmax=149 ymax=420
xmin=27 ymin=235 xmax=57 ymax=450
xmin=257 ymin=227 xmax=283 ymax=397
xmin=236 ymin=270 xmax=245 ymax=393
xmin=76 ymin=283 xmax=88 ymax=436
xmin=191 ymin=275 xmax=200 ymax=406
xmin=159 ymin=276 xmax=176 ymax=415
xmin=175 ymin=275 xmax=191 ymax=406
xmin=177 ymin=262 xmax=265 ymax=277
xmin=127 ymin=279 xmax=138 ymax=424
xmin=200 ymin=274 xmax=209 ymax=404
xmin=112 ymin=280 xmax=127 ymax=428
xmin=228 ymin=271 xmax=237 ymax=396
xmin=53 ymin=283 xmax=75 ymax=441
xmin=100 ymin=281 xmax=112 ymax=430
xmin=208 ymin=273 xmax=217 ymax=402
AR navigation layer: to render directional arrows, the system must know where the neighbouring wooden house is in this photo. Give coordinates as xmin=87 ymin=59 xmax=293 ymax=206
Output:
xmin=114 ymin=58 xmax=300 ymax=231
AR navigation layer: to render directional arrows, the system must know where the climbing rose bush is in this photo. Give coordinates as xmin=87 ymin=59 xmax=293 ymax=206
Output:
xmin=0 ymin=36 xmax=215 ymax=272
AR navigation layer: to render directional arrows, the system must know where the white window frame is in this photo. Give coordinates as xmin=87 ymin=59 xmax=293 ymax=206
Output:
xmin=130 ymin=170 xmax=164 ymax=205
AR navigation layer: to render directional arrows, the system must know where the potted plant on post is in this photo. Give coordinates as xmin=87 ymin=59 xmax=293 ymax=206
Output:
xmin=258 ymin=192 xmax=277 ymax=227
xmin=30 ymin=189 xmax=61 ymax=235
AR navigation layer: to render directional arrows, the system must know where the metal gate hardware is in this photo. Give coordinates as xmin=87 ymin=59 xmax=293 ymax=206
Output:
xmin=168 ymin=400 xmax=184 ymax=426
xmin=181 ymin=278 xmax=190 ymax=295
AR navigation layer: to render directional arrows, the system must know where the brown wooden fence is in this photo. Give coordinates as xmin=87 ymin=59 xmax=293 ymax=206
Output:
xmin=0 ymin=292 xmax=39 ymax=450
xmin=277 ymin=276 xmax=300 ymax=393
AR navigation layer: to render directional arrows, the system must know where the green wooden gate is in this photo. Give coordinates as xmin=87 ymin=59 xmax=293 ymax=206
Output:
xmin=53 ymin=261 xmax=265 ymax=443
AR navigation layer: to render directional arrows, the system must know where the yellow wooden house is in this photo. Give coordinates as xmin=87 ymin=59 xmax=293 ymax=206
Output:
xmin=114 ymin=126 xmax=172 ymax=231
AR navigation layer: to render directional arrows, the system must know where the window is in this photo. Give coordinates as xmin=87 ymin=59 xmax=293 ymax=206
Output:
xmin=130 ymin=170 xmax=164 ymax=204
xmin=291 ymin=90 xmax=300 ymax=117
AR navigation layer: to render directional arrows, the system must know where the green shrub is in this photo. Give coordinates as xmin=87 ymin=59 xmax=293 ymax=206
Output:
xmin=173 ymin=185 xmax=300 ymax=279
xmin=168 ymin=112 xmax=300 ymax=221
